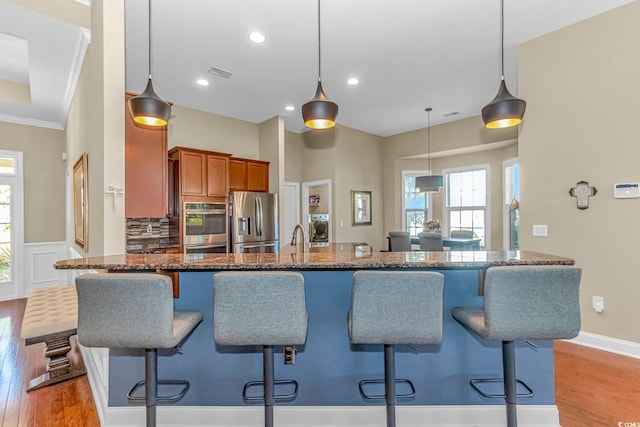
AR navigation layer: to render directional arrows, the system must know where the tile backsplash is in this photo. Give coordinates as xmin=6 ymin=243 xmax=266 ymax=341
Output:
xmin=125 ymin=217 xmax=179 ymax=252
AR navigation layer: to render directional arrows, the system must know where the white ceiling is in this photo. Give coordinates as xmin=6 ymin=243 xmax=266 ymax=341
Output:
xmin=0 ymin=0 xmax=636 ymax=135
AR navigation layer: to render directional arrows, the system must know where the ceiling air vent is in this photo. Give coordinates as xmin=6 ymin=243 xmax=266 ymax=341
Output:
xmin=208 ymin=66 xmax=233 ymax=79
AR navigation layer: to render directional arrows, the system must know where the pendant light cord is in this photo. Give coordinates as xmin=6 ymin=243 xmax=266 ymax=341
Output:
xmin=426 ymin=107 xmax=432 ymax=172
xmin=500 ymin=0 xmax=504 ymax=80
xmin=317 ymin=0 xmax=322 ymax=83
xmin=148 ymin=0 xmax=152 ymax=80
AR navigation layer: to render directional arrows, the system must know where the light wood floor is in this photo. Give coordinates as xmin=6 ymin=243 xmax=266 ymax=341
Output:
xmin=2 ymin=298 xmax=639 ymax=426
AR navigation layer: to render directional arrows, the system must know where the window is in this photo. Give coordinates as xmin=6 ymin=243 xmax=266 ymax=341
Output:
xmin=402 ymin=171 xmax=431 ymax=238
xmin=445 ymin=165 xmax=489 ymax=247
xmin=0 ymin=153 xmax=19 ymax=285
xmin=504 ymin=159 xmax=519 ymax=250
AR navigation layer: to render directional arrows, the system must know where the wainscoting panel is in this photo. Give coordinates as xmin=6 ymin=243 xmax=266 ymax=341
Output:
xmin=22 ymin=241 xmax=70 ymax=297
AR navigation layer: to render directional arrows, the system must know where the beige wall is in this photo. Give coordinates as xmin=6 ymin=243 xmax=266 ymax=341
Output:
xmin=258 ymin=116 xmax=284 ymax=242
xmin=168 ymin=104 xmax=259 ymax=157
xmin=284 ymin=131 xmax=303 ymax=183
xmin=66 ymin=0 xmax=125 ymax=256
xmin=519 ymin=1 xmax=640 ymax=343
xmin=333 ymin=126 xmax=385 ymax=250
xmin=0 ymin=122 xmax=66 ymax=243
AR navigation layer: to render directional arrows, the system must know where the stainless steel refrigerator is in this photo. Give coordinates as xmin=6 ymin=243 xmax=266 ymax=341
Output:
xmin=230 ymin=191 xmax=279 ymax=253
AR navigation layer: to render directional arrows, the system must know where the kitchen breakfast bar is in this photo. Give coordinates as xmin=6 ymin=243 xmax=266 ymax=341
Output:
xmin=54 ymin=244 xmax=575 ymax=427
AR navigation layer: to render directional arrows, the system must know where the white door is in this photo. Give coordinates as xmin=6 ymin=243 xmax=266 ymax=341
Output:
xmin=0 ymin=151 xmax=24 ymax=301
xmin=282 ymin=182 xmax=300 ymax=247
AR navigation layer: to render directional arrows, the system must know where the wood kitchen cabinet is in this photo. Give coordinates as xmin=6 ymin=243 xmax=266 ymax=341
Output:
xmin=169 ymin=147 xmax=230 ymax=199
xmin=124 ymin=93 xmax=168 ymax=218
xmin=229 ymin=157 xmax=269 ymax=192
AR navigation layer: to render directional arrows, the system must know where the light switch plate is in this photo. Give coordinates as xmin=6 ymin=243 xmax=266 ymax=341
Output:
xmin=532 ymin=225 xmax=548 ymax=237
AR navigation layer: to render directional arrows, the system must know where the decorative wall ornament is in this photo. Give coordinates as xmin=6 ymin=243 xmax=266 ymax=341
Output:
xmin=105 ymin=185 xmax=125 ymax=211
xmin=569 ymin=180 xmax=597 ymax=210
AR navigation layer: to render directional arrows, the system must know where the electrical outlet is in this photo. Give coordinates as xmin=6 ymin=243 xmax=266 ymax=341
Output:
xmin=284 ymin=346 xmax=296 ymax=365
xmin=592 ymin=296 xmax=604 ymax=313
xmin=146 ymin=224 xmax=153 ymax=233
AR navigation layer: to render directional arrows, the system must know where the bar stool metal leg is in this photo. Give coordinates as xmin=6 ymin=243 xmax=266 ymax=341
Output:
xmin=384 ymin=344 xmax=396 ymax=427
xmin=503 ymin=341 xmax=517 ymax=427
xmin=264 ymin=345 xmax=274 ymax=427
xmin=145 ymin=349 xmax=157 ymax=427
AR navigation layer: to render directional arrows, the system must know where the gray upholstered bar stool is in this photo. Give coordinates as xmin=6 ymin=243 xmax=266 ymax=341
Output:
xmin=213 ymin=271 xmax=308 ymax=427
xmin=452 ymin=266 xmax=581 ymax=427
xmin=349 ymin=271 xmax=444 ymax=427
xmin=75 ymin=273 xmax=203 ymax=427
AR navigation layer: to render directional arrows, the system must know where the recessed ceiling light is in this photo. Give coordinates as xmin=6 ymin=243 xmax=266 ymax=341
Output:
xmin=285 ymin=105 xmax=295 ymax=111
xmin=249 ymin=32 xmax=266 ymax=44
xmin=347 ymin=77 xmax=359 ymax=86
xmin=196 ymin=79 xmax=210 ymax=86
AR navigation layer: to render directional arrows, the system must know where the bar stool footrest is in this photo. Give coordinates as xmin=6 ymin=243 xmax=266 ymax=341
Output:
xmin=127 ymin=379 xmax=191 ymax=404
xmin=358 ymin=378 xmax=416 ymax=400
xmin=242 ymin=379 xmax=299 ymax=403
xmin=470 ymin=378 xmax=534 ymax=398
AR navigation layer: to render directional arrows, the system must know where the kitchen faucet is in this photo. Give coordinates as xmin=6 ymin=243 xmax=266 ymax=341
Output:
xmin=291 ymin=224 xmax=307 ymax=253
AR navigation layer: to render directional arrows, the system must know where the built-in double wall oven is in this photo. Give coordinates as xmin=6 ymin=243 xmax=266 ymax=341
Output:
xmin=183 ymin=202 xmax=228 ymax=253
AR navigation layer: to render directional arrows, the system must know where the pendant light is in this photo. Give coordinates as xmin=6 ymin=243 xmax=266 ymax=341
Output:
xmin=302 ymin=0 xmax=338 ymax=129
xmin=508 ymin=196 xmax=519 ymax=209
xmin=415 ymin=108 xmax=443 ymax=193
xmin=481 ymin=0 xmax=526 ymax=129
xmin=128 ymin=0 xmax=171 ymax=127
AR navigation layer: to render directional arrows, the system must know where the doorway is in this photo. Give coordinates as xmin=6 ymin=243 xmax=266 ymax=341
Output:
xmin=302 ymin=179 xmax=332 ymax=243
xmin=0 ymin=151 xmax=24 ymax=301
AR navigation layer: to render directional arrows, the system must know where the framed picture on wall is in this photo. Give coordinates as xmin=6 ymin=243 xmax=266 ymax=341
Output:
xmin=73 ymin=153 xmax=89 ymax=251
xmin=351 ymin=190 xmax=372 ymax=226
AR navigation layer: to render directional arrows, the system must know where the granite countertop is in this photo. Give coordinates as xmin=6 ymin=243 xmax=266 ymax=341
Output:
xmin=54 ymin=242 xmax=574 ymax=271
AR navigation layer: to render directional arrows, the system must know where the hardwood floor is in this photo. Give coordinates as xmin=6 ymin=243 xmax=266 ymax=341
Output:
xmin=0 ymin=298 xmax=99 ymax=427
xmin=555 ymin=340 xmax=640 ymax=427
xmin=1 ymin=297 xmax=639 ymax=426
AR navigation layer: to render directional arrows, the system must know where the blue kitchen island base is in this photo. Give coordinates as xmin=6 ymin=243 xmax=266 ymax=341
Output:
xmin=80 ymin=269 xmax=562 ymax=426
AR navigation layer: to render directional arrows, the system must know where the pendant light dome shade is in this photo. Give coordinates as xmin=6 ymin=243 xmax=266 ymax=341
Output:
xmin=482 ymin=0 xmax=525 ymax=129
xmin=128 ymin=0 xmax=170 ymax=127
xmin=129 ymin=78 xmax=171 ymax=126
xmin=302 ymin=0 xmax=338 ymax=130
xmin=416 ymin=175 xmax=444 ymax=193
xmin=302 ymin=81 xmax=338 ymax=129
xmin=482 ymin=79 xmax=526 ymax=129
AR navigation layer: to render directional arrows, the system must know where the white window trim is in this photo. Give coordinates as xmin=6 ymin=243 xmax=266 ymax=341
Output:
xmin=0 ymin=150 xmax=24 ymax=300
xmin=503 ymin=157 xmax=518 ymax=251
xmin=401 ymin=170 xmax=433 ymax=234
xmin=442 ymin=164 xmax=491 ymax=249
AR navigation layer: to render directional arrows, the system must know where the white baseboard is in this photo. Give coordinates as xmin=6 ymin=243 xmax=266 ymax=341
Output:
xmin=567 ymin=331 xmax=640 ymax=360
xmin=94 ymin=405 xmax=559 ymax=427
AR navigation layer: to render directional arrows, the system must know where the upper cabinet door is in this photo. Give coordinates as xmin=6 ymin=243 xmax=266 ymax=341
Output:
xmin=247 ymin=160 xmax=269 ymax=192
xmin=124 ymin=93 xmax=168 ymax=218
xmin=207 ymin=154 xmax=229 ymax=197
xmin=180 ymin=151 xmax=207 ymax=196
xmin=229 ymin=158 xmax=269 ymax=192
xmin=228 ymin=158 xmax=247 ymax=191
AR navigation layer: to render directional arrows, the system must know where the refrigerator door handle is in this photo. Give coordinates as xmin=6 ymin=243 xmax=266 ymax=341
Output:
xmin=255 ymin=196 xmax=263 ymax=237
xmin=240 ymin=242 xmax=276 ymax=249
